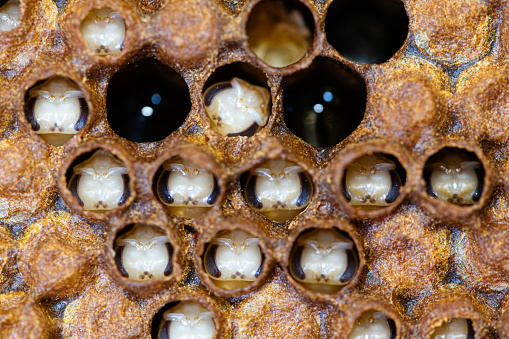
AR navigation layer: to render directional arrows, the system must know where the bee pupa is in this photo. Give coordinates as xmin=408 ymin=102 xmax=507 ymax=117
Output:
xmin=25 ymin=76 xmax=88 ymax=146
xmin=203 ymin=77 xmax=270 ymax=137
xmin=81 ymin=7 xmax=125 ymax=55
xmin=290 ymin=228 xmax=358 ymax=294
xmin=204 ymin=229 xmax=263 ymax=290
xmin=68 ymin=149 xmax=130 ymax=211
xmin=244 ymin=159 xmax=313 ymax=222
xmin=158 ymin=301 xmax=215 ymax=339
xmin=0 ymin=0 xmax=20 ymax=31
xmin=348 ymin=310 xmax=396 ymax=339
xmin=115 ymin=224 xmax=173 ymax=281
xmin=431 ymin=318 xmax=474 ymax=339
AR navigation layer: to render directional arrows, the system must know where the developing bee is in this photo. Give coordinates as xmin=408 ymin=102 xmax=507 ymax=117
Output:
xmin=424 ymin=148 xmax=483 ymax=205
xmin=348 ymin=310 xmax=396 ymax=339
xmin=81 ymin=7 xmax=125 ymax=55
xmin=290 ymin=228 xmax=358 ymax=294
xmin=203 ymin=77 xmax=270 ymax=137
xmin=244 ymin=159 xmax=313 ymax=222
xmin=25 ymin=77 xmax=88 ymax=146
xmin=431 ymin=318 xmax=474 ymax=339
xmin=156 ymin=158 xmax=219 ymax=218
xmin=343 ymin=154 xmax=402 ymax=208
xmin=204 ymin=230 xmax=263 ymax=290
xmin=0 ymin=0 xmax=20 ymax=31
xmin=114 ymin=224 xmax=172 ymax=281
xmin=68 ymin=149 xmax=130 ymax=211
xmin=158 ymin=301 xmax=215 ymax=339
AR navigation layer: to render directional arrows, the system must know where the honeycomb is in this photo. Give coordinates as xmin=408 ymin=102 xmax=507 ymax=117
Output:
xmin=0 ymin=0 xmax=508 ymax=338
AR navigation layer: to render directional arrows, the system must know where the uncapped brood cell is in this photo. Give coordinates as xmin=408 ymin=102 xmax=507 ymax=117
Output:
xmin=424 ymin=148 xmax=483 ymax=205
xmin=348 ymin=310 xmax=396 ymax=339
xmin=158 ymin=301 xmax=215 ymax=339
xmin=156 ymin=157 xmax=219 ymax=218
xmin=81 ymin=7 xmax=125 ymax=55
xmin=290 ymin=228 xmax=357 ymax=294
xmin=203 ymin=77 xmax=270 ymax=137
xmin=0 ymin=0 xmax=20 ymax=31
xmin=431 ymin=318 xmax=474 ymax=339
xmin=204 ymin=229 xmax=263 ymax=290
xmin=343 ymin=154 xmax=402 ymax=208
xmin=244 ymin=159 xmax=313 ymax=222
xmin=25 ymin=76 xmax=88 ymax=146
xmin=115 ymin=224 xmax=172 ymax=281
xmin=68 ymin=149 xmax=130 ymax=211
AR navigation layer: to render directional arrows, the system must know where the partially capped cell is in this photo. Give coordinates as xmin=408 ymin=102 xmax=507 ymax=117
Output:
xmin=431 ymin=318 xmax=474 ymax=339
xmin=0 ymin=0 xmax=20 ymax=31
xmin=343 ymin=154 xmax=403 ymax=209
xmin=81 ymin=7 xmax=125 ymax=55
xmin=68 ymin=149 xmax=130 ymax=211
xmin=158 ymin=301 xmax=215 ymax=339
xmin=156 ymin=157 xmax=219 ymax=218
xmin=290 ymin=228 xmax=358 ymax=294
xmin=348 ymin=310 xmax=396 ymax=339
xmin=115 ymin=224 xmax=173 ymax=281
xmin=203 ymin=77 xmax=270 ymax=137
xmin=25 ymin=76 xmax=88 ymax=146
xmin=246 ymin=0 xmax=314 ymax=67
xmin=243 ymin=159 xmax=313 ymax=222
xmin=424 ymin=148 xmax=484 ymax=205
xmin=204 ymin=229 xmax=264 ymax=290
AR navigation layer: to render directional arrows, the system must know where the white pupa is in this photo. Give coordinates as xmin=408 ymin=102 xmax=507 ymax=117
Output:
xmin=348 ymin=310 xmax=395 ymax=339
xmin=203 ymin=78 xmax=270 ymax=137
xmin=0 ymin=0 xmax=20 ymax=31
xmin=69 ymin=149 xmax=129 ymax=211
xmin=431 ymin=318 xmax=474 ymax=339
xmin=159 ymin=301 xmax=215 ymax=339
xmin=115 ymin=224 xmax=172 ymax=281
xmin=81 ymin=7 xmax=125 ymax=55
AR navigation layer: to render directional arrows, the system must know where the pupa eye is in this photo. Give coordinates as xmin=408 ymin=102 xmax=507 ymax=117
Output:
xmin=25 ymin=76 xmax=89 ymax=147
xmin=342 ymin=154 xmax=403 ymax=208
xmin=203 ymin=77 xmax=271 ymax=137
xmin=156 ymin=157 xmax=219 ymax=218
xmin=203 ymin=229 xmax=264 ymax=290
xmin=289 ymin=228 xmax=358 ymax=294
xmin=424 ymin=148 xmax=484 ymax=205
xmin=0 ymin=0 xmax=20 ymax=32
xmin=114 ymin=224 xmax=173 ymax=281
xmin=348 ymin=310 xmax=396 ymax=339
xmin=81 ymin=7 xmax=126 ymax=55
xmin=68 ymin=149 xmax=130 ymax=211
xmin=158 ymin=301 xmax=215 ymax=339
xmin=431 ymin=318 xmax=474 ymax=339
xmin=243 ymin=159 xmax=313 ymax=222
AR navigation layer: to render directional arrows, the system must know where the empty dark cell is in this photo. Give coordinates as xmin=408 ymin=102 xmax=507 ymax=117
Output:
xmin=283 ymin=57 xmax=366 ymax=148
xmin=107 ymin=58 xmax=191 ymax=143
xmin=325 ymin=0 xmax=409 ymax=64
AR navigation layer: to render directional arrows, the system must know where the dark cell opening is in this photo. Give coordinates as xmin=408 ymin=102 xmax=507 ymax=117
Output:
xmin=283 ymin=57 xmax=366 ymax=148
xmin=325 ymin=0 xmax=409 ymax=64
xmin=107 ymin=58 xmax=191 ymax=143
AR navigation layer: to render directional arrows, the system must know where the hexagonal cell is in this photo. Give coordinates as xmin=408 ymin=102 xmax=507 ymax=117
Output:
xmin=431 ymin=318 xmax=474 ymax=339
xmin=24 ymin=76 xmax=89 ymax=147
xmin=424 ymin=148 xmax=485 ymax=206
xmin=114 ymin=224 xmax=173 ymax=281
xmin=155 ymin=157 xmax=219 ymax=218
xmin=203 ymin=229 xmax=264 ymax=290
xmin=342 ymin=153 xmax=406 ymax=210
xmin=246 ymin=0 xmax=314 ymax=67
xmin=325 ymin=0 xmax=408 ymax=64
xmin=289 ymin=228 xmax=358 ymax=294
xmin=0 ymin=0 xmax=20 ymax=31
xmin=67 ymin=149 xmax=130 ymax=212
xmin=80 ymin=7 xmax=125 ymax=55
xmin=242 ymin=158 xmax=313 ymax=222
xmin=106 ymin=58 xmax=191 ymax=143
xmin=154 ymin=301 xmax=216 ymax=339
xmin=283 ymin=57 xmax=366 ymax=148
xmin=348 ymin=310 xmax=397 ymax=339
